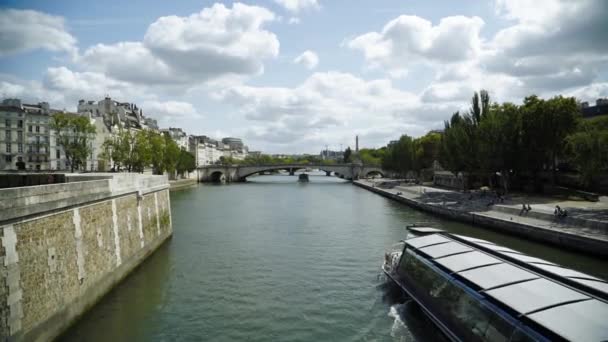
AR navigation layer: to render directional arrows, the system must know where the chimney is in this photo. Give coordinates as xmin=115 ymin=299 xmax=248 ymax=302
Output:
xmin=355 ymin=135 xmax=359 ymax=152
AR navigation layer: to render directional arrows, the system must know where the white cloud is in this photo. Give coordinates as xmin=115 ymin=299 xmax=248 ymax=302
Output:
xmin=141 ymin=100 xmax=203 ymax=125
xmin=348 ymin=15 xmax=484 ymax=77
xmin=215 ymin=71 xmax=453 ymax=151
xmin=0 ymin=9 xmax=76 ymax=56
xmin=293 ymin=50 xmax=319 ymax=70
xmin=78 ymin=3 xmax=279 ymax=86
xmin=274 ymin=0 xmax=320 ymax=13
xmin=288 ymin=17 xmax=300 ymax=24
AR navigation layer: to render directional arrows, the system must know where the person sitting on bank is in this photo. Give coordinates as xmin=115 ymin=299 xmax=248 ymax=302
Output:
xmin=554 ymin=205 xmax=568 ymax=218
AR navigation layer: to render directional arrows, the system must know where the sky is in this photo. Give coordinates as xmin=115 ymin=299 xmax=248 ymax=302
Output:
xmin=0 ymin=0 xmax=607 ymax=154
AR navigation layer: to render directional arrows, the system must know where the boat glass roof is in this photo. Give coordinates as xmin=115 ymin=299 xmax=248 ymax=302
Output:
xmin=452 ymin=234 xmax=496 ymax=245
xmin=405 ymin=234 xmax=450 ymax=249
xmin=569 ymin=278 xmax=608 ymax=294
xmin=434 ymin=250 xmax=502 ymax=273
xmin=485 ymin=278 xmax=590 ymax=314
xmin=457 ymin=263 xmax=539 ymax=290
xmin=498 ymin=251 xmax=558 ymax=265
xmin=526 ymin=299 xmax=608 ymax=341
xmin=419 ymin=242 xmax=473 ymax=259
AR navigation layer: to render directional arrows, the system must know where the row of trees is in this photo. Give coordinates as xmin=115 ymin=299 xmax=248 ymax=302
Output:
xmin=101 ymin=129 xmax=195 ymax=175
xmin=371 ymin=90 xmax=608 ymax=192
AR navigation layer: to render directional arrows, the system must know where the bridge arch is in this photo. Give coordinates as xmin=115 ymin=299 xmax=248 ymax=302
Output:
xmin=364 ymin=170 xmax=384 ymax=178
xmin=210 ymin=171 xmax=225 ymax=183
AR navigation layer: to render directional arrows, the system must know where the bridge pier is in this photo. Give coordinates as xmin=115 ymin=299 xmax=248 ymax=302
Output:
xmin=289 ymin=168 xmax=295 ymax=176
xmin=326 ymin=171 xmax=331 ymax=177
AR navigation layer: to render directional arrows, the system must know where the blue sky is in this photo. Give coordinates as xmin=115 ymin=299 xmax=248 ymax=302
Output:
xmin=1 ymin=0 xmax=607 ymax=153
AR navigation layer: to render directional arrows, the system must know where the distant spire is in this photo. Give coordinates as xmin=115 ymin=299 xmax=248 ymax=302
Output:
xmin=356 ymin=135 xmax=359 ymax=152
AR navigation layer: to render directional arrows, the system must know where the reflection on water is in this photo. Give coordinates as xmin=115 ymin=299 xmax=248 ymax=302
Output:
xmin=61 ymin=173 xmax=607 ymax=341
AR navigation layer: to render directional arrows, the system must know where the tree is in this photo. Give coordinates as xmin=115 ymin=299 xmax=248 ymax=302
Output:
xmin=414 ymin=132 xmax=441 ymax=170
xmin=177 ymin=150 xmax=196 ymax=176
xmin=566 ymin=116 xmax=608 ymax=187
xmin=343 ymin=147 xmax=352 ymax=163
xmin=382 ymin=135 xmax=416 ymax=177
xmin=50 ymin=113 xmax=96 ymax=172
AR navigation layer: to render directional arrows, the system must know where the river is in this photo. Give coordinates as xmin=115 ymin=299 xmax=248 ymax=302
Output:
xmin=61 ymin=172 xmax=608 ymax=341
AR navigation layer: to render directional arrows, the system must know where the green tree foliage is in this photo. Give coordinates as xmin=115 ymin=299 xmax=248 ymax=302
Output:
xmin=382 ymin=135 xmax=416 ymax=176
xmin=177 ymin=149 xmax=196 ymax=175
xmin=359 ymin=148 xmax=385 ymax=166
xmin=566 ymin=117 xmax=608 ymax=187
xmin=50 ymin=113 xmax=97 ymax=172
xmin=343 ymin=147 xmax=352 ymax=163
xmin=102 ymin=129 xmax=184 ymax=174
xmin=414 ymin=132 xmax=441 ymax=170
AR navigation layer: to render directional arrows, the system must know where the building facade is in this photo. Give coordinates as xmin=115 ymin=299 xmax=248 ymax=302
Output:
xmin=1 ymin=99 xmax=53 ymax=171
xmin=161 ymin=127 xmax=188 ymax=150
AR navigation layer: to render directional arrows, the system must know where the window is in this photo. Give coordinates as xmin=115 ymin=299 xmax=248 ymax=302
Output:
xmin=18 ymin=143 xmax=23 ymax=153
xmin=44 ymin=136 xmax=49 ymax=144
xmin=28 ymin=125 xmax=32 ymax=132
xmin=17 ymin=131 xmax=23 ymax=141
xmin=36 ymin=136 xmax=40 ymax=143
xmin=5 ymin=142 xmax=11 ymax=153
xmin=5 ymin=119 xmax=10 ymax=127
xmin=28 ymin=144 xmax=32 ymax=152
xmin=5 ymin=155 xmax=11 ymax=162
xmin=17 ymin=120 xmax=23 ymax=128
xmin=400 ymin=250 xmax=518 ymax=342
xmin=5 ymin=130 xmax=10 ymax=141
xmin=35 ymin=125 xmax=40 ymax=133
xmin=56 ymin=149 xmax=60 ymax=159
xmin=35 ymin=164 xmax=41 ymax=170
xmin=36 ymin=145 xmax=40 ymax=153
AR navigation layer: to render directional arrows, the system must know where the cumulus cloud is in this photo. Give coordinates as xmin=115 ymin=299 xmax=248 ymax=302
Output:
xmin=293 ymin=50 xmax=319 ymax=70
xmin=274 ymin=0 xmax=320 ymax=13
xmin=348 ymin=15 xmax=484 ymax=77
xmin=78 ymin=3 xmax=279 ymax=86
xmin=141 ymin=100 xmax=203 ymax=125
xmin=288 ymin=17 xmax=300 ymax=24
xmin=215 ymin=71 xmax=452 ymax=151
xmin=0 ymin=9 xmax=76 ymax=56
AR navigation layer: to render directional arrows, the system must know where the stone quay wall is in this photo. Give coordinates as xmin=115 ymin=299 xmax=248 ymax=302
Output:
xmin=353 ymin=180 xmax=608 ymax=257
xmin=0 ymin=173 xmax=173 ymax=342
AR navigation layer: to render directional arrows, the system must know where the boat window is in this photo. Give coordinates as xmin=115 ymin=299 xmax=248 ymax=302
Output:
xmin=419 ymin=242 xmax=472 ymax=259
xmin=509 ymin=328 xmax=537 ymax=342
xmin=402 ymin=252 xmax=522 ymax=341
xmin=457 ymin=263 xmax=538 ymax=290
xmin=434 ymin=251 xmax=502 ymax=273
xmin=405 ymin=234 xmax=450 ymax=249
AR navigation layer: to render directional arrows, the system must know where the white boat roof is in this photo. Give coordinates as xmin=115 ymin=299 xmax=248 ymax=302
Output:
xmin=404 ymin=233 xmax=608 ymax=341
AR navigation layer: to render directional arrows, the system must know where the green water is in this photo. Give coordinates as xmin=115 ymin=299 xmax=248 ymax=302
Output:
xmin=60 ymin=173 xmax=608 ymax=341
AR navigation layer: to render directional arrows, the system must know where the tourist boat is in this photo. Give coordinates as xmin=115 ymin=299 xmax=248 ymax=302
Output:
xmin=383 ymin=226 xmax=608 ymax=342
xmin=298 ymin=173 xmax=309 ymax=182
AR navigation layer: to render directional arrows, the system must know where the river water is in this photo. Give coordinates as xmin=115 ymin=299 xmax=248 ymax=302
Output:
xmin=61 ymin=173 xmax=608 ymax=341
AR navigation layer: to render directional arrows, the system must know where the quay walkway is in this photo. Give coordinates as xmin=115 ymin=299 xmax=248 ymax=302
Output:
xmin=354 ymin=179 xmax=608 ymax=257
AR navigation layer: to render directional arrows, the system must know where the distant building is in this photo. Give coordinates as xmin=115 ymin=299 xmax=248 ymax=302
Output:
xmin=1 ymin=99 xmax=53 ymax=170
xmin=580 ymin=98 xmax=608 ymax=119
xmin=161 ymin=127 xmax=188 ymax=150
xmin=189 ymin=135 xmax=249 ymax=166
xmin=320 ymin=150 xmax=344 ymax=161
xmin=77 ymin=96 xmax=158 ymax=132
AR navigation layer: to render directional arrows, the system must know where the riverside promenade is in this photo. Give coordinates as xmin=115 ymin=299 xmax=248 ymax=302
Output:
xmin=354 ymin=179 xmax=608 ymax=257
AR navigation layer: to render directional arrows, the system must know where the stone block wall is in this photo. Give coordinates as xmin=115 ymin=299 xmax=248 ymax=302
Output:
xmin=0 ymin=174 xmax=172 ymax=342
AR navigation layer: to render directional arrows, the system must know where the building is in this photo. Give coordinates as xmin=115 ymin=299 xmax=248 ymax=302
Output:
xmin=580 ymin=98 xmax=608 ymax=119
xmin=1 ymin=99 xmax=53 ymax=170
xmin=189 ymin=135 xmax=223 ymax=166
xmin=188 ymin=135 xmax=250 ymax=167
xmin=161 ymin=127 xmax=189 ymax=150
xmin=320 ymin=150 xmax=344 ymax=161
xmin=77 ymin=96 xmax=157 ymax=132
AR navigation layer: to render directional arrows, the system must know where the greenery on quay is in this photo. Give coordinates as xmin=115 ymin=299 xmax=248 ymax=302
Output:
xmin=101 ymin=129 xmax=195 ymax=175
xmin=370 ymin=90 xmax=608 ymax=192
xmin=50 ymin=113 xmax=97 ymax=172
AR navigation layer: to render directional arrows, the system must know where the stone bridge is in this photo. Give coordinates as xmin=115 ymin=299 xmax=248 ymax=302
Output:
xmin=196 ymin=164 xmax=387 ymax=182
